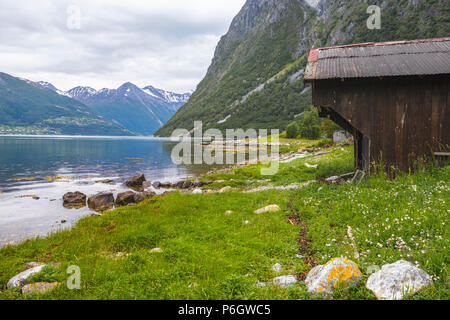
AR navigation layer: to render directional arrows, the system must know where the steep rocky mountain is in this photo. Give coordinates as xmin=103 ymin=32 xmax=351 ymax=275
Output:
xmin=156 ymin=0 xmax=449 ymax=136
xmin=0 ymin=72 xmax=131 ymax=136
xmin=66 ymin=83 xmax=191 ymax=135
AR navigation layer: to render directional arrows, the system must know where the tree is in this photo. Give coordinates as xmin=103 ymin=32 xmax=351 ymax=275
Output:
xmin=299 ymin=107 xmax=321 ymax=140
xmin=321 ymin=120 xmax=341 ymax=139
xmin=286 ymin=121 xmax=300 ymax=139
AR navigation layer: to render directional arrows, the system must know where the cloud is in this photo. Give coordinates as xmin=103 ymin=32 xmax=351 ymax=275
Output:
xmin=0 ymin=0 xmax=246 ymax=92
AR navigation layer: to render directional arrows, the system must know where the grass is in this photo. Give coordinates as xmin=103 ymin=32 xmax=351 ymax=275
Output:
xmin=0 ymin=143 xmax=448 ymax=300
xmin=202 ymin=142 xmax=354 ymax=188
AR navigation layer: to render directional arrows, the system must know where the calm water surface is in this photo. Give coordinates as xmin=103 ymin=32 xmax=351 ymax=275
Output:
xmin=0 ymin=135 xmax=226 ymax=246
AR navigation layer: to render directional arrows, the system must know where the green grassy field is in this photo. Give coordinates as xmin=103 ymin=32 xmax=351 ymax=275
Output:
xmin=0 ymin=143 xmax=448 ymax=300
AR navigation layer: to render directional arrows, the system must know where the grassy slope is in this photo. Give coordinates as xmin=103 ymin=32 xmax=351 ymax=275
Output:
xmin=0 ymin=142 xmax=448 ymax=300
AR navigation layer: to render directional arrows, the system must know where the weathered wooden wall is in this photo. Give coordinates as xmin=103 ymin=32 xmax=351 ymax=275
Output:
xmin=312 ymin=75 xmax=450 ymax=171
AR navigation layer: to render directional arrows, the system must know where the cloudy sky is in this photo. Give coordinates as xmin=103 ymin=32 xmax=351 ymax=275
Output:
xmin=0 ymin=0 xmax=246 ymax=93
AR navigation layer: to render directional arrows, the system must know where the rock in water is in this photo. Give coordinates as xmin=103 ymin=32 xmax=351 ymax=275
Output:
xmin=152 ymin=181 xmax=161 ymax=189
xmin=88 ymin=192 xmax=114 ymax=212
xmin=115 ymin=191 xmax=136 ymax=207
xmin=125 ymin=174 xmax=146 ymax=191
xmin=182 ymin=180 xmax=193 ymax=189
xmin=305 ymin=258 xmax=363 ymax=295
xmin=366 ymin=260 xmax=433 ymax=300
xmin=63 ymin=192 xmax=87 ymax=209
xmin=254 ymin=205 xmax=280 ymax=214
xmin=7 ymin=265 xmax=47 ymax=288
xmin=22 ymin=282 xmax=61 ymax=295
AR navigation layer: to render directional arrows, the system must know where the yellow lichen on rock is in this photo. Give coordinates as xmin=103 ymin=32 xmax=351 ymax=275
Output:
xmin=306 ymin=257 xmax=363 ymax=295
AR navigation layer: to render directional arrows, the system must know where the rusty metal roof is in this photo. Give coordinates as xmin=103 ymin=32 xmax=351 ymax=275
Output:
xmin=304 ymin=38 xmax=450 ymax=80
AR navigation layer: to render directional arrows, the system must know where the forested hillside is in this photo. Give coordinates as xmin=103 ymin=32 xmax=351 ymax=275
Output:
xmin=156 ymin=0 xmax=450 ymax=136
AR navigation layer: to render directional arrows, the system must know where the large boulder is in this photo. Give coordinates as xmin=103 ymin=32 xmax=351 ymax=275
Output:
xmin=63 ymin=192 xmax=86 ymax=209
xmin=125 ymin=174 xmax=146 ymax=191
xmin=7 ymin=265 xmax=47 ymax=288
xmin=115 ymin=191 xmax=137 ymax=207
xmin=305 ymin=258 xmax=363 ymax=295
xmin=22 ymin=282 xmax=61 ymax=295
xmin=88 ymin=192 xmax=114 ymax=212
xmin=366 ymin=260 xmax=433 ymax=300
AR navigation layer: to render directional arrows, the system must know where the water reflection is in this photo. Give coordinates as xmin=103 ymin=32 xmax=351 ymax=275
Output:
xmin=0 ymin=135 xmax=230 ymax=246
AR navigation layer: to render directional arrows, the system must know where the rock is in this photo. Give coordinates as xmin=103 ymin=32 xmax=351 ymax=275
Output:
xmin=115 ymin=252 xmax=129 ymax=258
xmin=219 ymin=186 xmax=233 ymax=193
xmin=150 ymin=248 xmax=163 ymax=253
xmin=198 ymin=181 xmax=213 ymax=187
xmin=125 ymin=174 xmax=146 ymax=191
xmin=206 ymin=189 xmax=215 ymax=194
xmin=225 ymin=210 xmax=234 ymax=216
xmin=182 ymin=180 xmax=193 ymax=189
xmin=271 ymin=275 xmax=298 ymax=287
xmin=21 ymin=282 xmax=61 ymax=295
xmin=152 ymin=181 xmax=161 ymax=189
xmin=115 ymin=191 xmax=137 ymax=207
xmin=87 ymin=192 xmax=114 ymax=212
xmin=24 ymin=262 xmax=45 ymax=270
xmin=256 ymin=275 xmax=298 ymax=288
xmin=325 ymin=176 xmax=340 ymax=183
xmin=63 ymin=192 xmax=87 ymax=209
xmin=192 ymin=189 xmax=203 ymax=194
xmin=254 ymin=205 xmax=280 ymax=214
xmin=50 ymin=262 xmax=62 ymax=268
xmin=61 ymin=220 xmax=67 ymax=224
xmin=272 ymin=263 xmax=282 ymax=273
xmin=305 ymin=163 xmax=318 ymax=169
xmin=175 ymin=181 xmax=184 ymax=189
xmin=33 ymin=196 xmax=40 ymax=200
xmin=305 ymin=258 xmax=363 ymax=295
xmin=142 ymin=181 xmax=152 ymax=189
xmin=295 ymin=254 xmax=305 ymax=259
xmin=159 ymin=182 xmax=172 ymax=188
xmin=366 ymin=260 xmax=433 ymax=300
xmin=96 ymin=179 xmax=115 ymax=185
xmin=134 ymin=191 xmax=156 ymax=203
xmin=7 ymin=265 xmax=47 ymax=288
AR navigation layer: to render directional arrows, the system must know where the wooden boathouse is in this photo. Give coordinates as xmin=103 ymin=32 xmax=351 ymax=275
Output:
xmin=305 ymin=38 xmax=450 ymax=172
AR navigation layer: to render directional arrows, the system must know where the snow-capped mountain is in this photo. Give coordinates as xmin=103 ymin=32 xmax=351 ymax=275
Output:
xmin=52 ymin=82 xmax=192 ymax=135
xmin=142 ymin=85 xmax=191 ymax=105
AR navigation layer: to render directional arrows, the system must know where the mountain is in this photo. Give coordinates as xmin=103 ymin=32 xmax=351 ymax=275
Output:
xmin=155 ymin=0 xmax=450 ymax=136
xmin=0 ymin=72 xmax=131 ymax=135
xmin=65 ymin=83 xmax=191 ymax=135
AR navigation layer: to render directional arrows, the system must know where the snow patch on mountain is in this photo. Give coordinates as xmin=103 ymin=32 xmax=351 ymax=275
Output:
xmin=304 ymin=0 xmax=321 ymax=9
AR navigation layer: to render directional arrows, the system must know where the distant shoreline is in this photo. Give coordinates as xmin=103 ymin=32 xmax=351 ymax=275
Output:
xmin=0 ymin=134 xmax=177 ymax=141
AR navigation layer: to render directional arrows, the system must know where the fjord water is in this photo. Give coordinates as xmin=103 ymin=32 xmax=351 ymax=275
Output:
xmin=0 ymin=135 xmax=221 ymax=247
